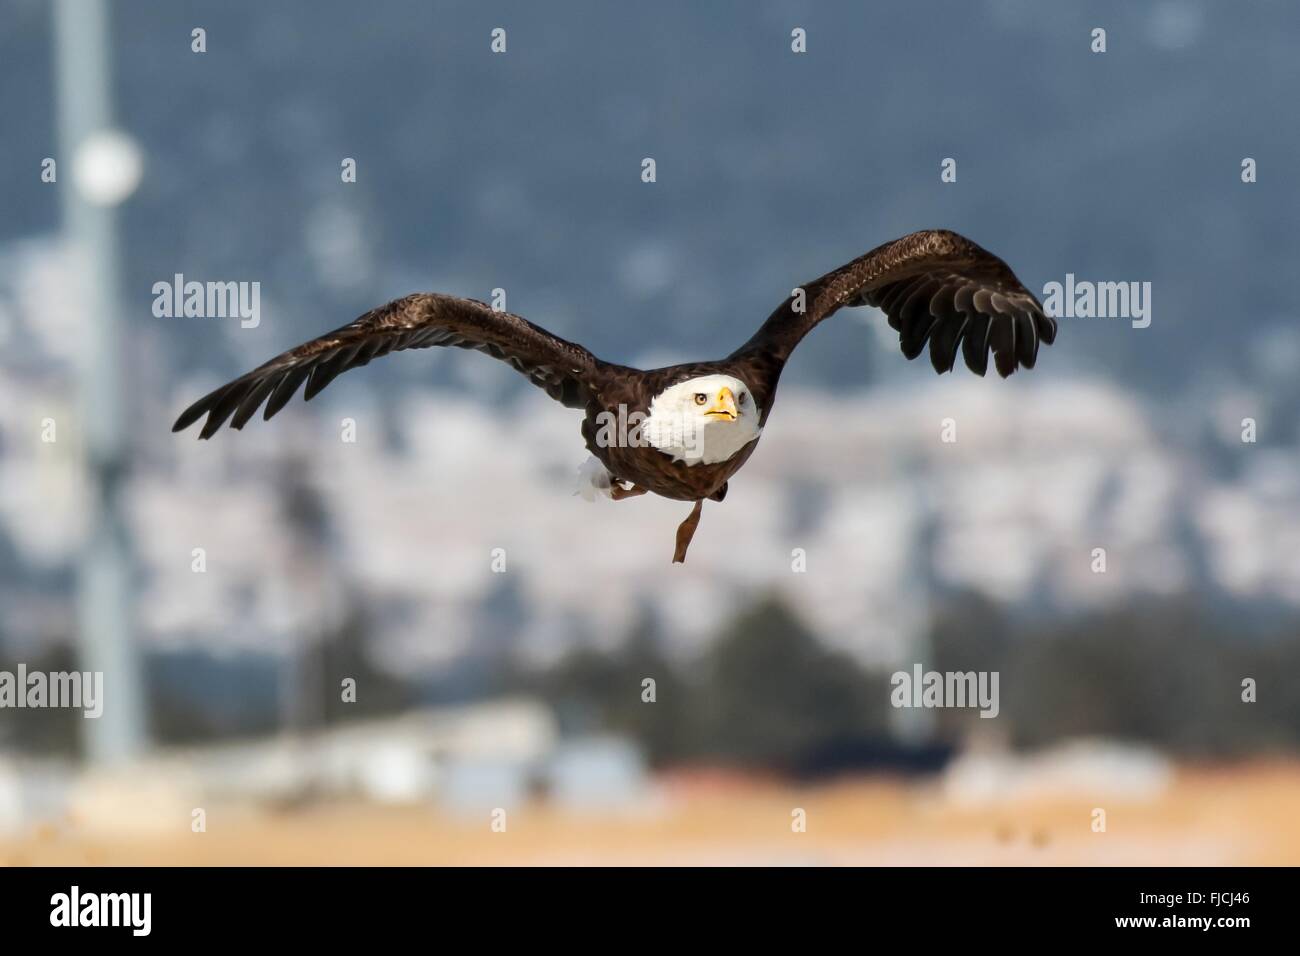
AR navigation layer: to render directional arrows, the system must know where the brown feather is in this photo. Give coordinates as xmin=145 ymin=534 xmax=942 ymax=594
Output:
xmin=173 ymin=294 xmax=609 ymax=438
xmin=731 ymin=229 xmax=1056 ymax=380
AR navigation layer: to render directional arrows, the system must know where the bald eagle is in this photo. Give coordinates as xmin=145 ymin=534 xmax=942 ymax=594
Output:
xmin=173 ymin=229 xmax=1057 ymax=562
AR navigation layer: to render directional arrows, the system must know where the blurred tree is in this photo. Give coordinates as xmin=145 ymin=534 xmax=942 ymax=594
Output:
xmin=145 ymin=598 xmax=415 ymax=746
xmin=525 ymin=606 xmax=694 ymax=767
xmin=148 ymin=649 xmax=279 ymax=744
xmin=929 ymin=590 xmax=1015 ymax=743
xmin=319 ymin=598 xmax=415 ymax=725
xmin=0 ymin=638 xmax=81 ymax=756
xmin=1003 ymin=600 xmax=1298 ymax=756
xmin=695 ymin=596 xmax=888 ymax=772
xmin=923 ymin=595 xmax=1300 ymax=758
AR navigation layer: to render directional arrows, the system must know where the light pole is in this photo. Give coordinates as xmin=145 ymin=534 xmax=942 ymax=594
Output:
xmin=54 ymin=0 xmax=147 ymax=763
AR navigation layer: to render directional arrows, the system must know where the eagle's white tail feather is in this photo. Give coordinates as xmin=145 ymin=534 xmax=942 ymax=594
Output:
xmin=574 ymin=456 xmax=613 ymax=501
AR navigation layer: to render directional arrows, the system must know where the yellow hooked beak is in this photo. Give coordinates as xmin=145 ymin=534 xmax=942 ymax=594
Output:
xmin=704 ymin=387 xmax=738 ymax=422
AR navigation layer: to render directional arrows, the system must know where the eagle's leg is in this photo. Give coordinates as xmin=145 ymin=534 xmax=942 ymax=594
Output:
xmin=672 ymin=499 xmax=704 ymax=564
xmin=610 ymin=482 xmax=648 ymax=501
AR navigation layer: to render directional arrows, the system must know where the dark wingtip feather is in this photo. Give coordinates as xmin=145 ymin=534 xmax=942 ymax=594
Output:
xmin=194 ymin=384 xmax=243 ymax=439
xmin=1037 ymin=311 xmax=1058 ymax=345
xmin=1014 ymin=312 xmax=1039 ymax=369
xmin=171 ymin=400 xmax=207 ymax=433
xmin=229 ymin=378 xmax=278 ymax=431
xmin=928 ymin=315 xmax=968 ymax=375
xmin=900 ymin=315 xmax=937 ymax=361
xmin=993 ymin=346 xmax=1018 ymax=378
xmin=962 ymin=315 xmax=992 ymax=376
xmin=302 ymin=358 xmax=341 ymax=402
xmin=263 ymin=366 xmax=310 ymax=421
xmin=198 ymin=415 xmax=225 ymax=440
xmin=172 ymin=387 xmax=226 ymax=434
xmin=989 ymin=311 xmax=1019 ymax=378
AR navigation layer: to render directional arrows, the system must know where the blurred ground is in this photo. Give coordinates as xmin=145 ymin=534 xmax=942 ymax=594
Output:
xmin=5 ymin=762 xmax=1297 ymax=866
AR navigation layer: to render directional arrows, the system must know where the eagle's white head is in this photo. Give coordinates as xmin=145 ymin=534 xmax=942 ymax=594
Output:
xmin=642 ymin=373 xmax=761 ymax=465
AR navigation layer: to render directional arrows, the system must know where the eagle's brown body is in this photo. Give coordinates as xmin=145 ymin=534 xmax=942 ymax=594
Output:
xmin=578 ymin=358 xmax=773 ymax=503
xmin=173 ymin=229 xmax=1057 ymax=561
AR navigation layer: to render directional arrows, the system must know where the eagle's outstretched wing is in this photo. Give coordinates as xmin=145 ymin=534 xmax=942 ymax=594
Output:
xmin=172 ymin=293 xmax=606 ymax=438
xmin=733 ymin=229 xmax=1056 ymax=377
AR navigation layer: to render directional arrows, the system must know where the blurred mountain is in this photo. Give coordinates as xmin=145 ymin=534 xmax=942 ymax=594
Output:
xmin=3 ymin=0 xmax=1299 ymax=391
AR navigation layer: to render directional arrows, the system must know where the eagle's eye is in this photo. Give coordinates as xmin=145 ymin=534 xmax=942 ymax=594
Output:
xmin=737 ymin=392 xmax=747 ymax=406
xmin=694 ymin=393 xmax=707 ymax=405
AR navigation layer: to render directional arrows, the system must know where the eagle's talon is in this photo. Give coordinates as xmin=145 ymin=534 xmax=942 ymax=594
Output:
xmin=672 ymin=500 xmax=704 ymax=563
xmin=610 ymin=482 xmax=648 ymax=501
